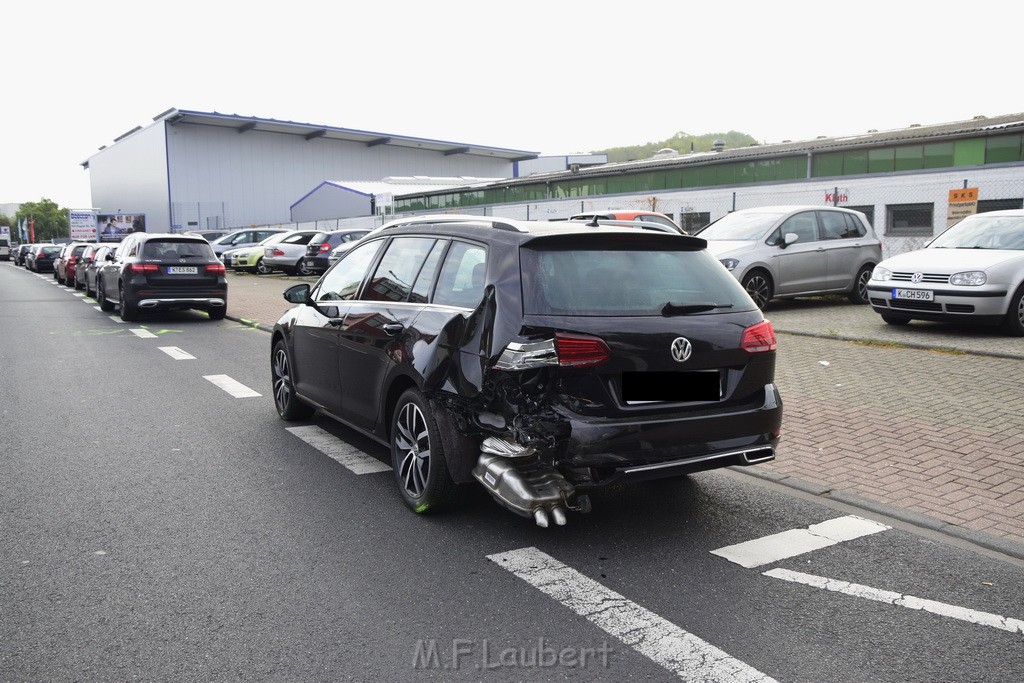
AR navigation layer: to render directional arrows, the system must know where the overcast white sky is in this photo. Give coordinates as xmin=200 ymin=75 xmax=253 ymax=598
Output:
xmin=3 ymin=0 xmax=1021 ymax=210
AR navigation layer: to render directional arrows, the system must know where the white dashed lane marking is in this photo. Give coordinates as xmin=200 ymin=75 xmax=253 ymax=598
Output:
xmin=129 ymin=328 xmax=158 ymax=339
xmin=203 ymin=374 xmax=261 ymax=398
xmin=285 ymin=425 xmax=391 ymax=474
xmin=158 ymin=346 xmax=196 ymax=360
xmin=109 ymin=316 xmax=127 ymax=324
xmin=488 ymin=546 xmax=778 ymax=683
xmin=765 ymin=568 xmax=1024 ymax=635
xmin=710 ymin=515 xmax=890 ymax=568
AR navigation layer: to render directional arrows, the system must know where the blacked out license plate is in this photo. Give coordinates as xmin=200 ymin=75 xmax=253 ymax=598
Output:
xmin=622 ymin=371 xmax=722 ymax=403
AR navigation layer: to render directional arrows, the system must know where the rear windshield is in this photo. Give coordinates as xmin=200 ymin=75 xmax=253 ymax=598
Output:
xmin=41 ymin=246 xmax=62 ymax=254
xmin=141 ymin=240 xmax=214 ymax=259
xmin=698 ymin=211 xmax=785 ymax=241
xmin=521 ymin=245 xmax=752 ymax=316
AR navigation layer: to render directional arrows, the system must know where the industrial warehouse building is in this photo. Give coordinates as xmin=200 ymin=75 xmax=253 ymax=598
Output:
xmin=382 ymin=112 xmax=1024 ymax=257
xmin=85 ymin=109 xmax=1024 ymax=258
xmin=82 ymin=108 xmax=540 ymax=232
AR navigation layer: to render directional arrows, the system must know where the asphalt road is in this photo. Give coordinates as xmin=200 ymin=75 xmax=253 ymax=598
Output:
xmin=2 ymin=263 xmax=1023 ymax=682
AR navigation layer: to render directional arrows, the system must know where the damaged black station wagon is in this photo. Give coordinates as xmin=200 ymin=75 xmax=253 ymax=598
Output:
xmin=271 ymin=216 xmax=783 ymax=526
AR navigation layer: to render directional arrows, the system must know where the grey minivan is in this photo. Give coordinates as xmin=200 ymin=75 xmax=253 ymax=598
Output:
xmin=698 ymin=205 xmax=883 ymax=308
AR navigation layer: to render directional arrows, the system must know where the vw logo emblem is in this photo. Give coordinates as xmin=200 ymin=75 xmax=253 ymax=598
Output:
xmin=670 ymin=337 xmax=692 ymax=363
xmin=911 ymin=272 xmax=924 ymax=283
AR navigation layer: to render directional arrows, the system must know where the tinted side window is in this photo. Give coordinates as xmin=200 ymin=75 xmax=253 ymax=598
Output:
xmin=433 ymin=241 xmax=486 ymax=308
xmin=410 ymin=241 xmax=447 ymax=303
xmin=315 ymin=240 xmax=383 ymax=301
xmin=818 ymin=211 xmax=849 ymax=240
xmin=779 ymin=212 xmax=819 ymax=243
xmin=365 ymin=237 xmax=437 ymax=303
xmin=282 ymin=233 xmax=315 ymax=245
xmin=844 ymin=213 xmax=867 ymax=237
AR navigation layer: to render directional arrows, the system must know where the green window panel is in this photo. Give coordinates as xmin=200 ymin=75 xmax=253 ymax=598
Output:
xmin=681 ymin=167 xmax=701 ymax=187
xmin=986 ymin=134 xmax=1021 ymax=164
xmin=844 ymin=150 xmax=868 ymax=175
xmin=812 ymin=152 xmax=844 ymax=177
xmin=895 ymin=145 xmax=924 ymax=172
xmin=698 ymin=165 xmax=718 ymax=186
xmin=868 ymin=148 xmax=895 ymax=173
xmin=953 ymin=138 xmax=985 ymax=166
xmin=663 ymin=169 xmax=684 ymax=189
xmin=923 ymin=142 xmax=954 ymax=169
xmin=753 ymin=161 xmax=775 ymax=182
xmin=776 ymin=156 xmax=806 ymax=180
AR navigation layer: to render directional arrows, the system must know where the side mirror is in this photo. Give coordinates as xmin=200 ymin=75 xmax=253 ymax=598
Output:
xmin=780 ymin=232 xmax=799 ymax=249
xmin=283 ymin=283 xmax=312 ymax=305
xmin=105 ymin=252 xmax=115 ymax=261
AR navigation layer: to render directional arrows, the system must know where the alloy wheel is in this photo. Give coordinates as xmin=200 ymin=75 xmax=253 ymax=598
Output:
xmin=395 ymin=402 xmax=430 ymax=498
xmin=272 ymin=346 xmax=293 ymax=413
xmin=744 ymin=274 xmax=771 ymax=309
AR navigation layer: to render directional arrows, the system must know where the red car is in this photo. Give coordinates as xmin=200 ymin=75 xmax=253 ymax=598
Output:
xmin=54 ymin=242 xmax=92 ymax=285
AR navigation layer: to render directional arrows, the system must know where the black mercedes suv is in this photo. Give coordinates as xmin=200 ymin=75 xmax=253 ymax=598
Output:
xmin=96 ymin=232 xmax=228 ymax=322
xmin=271 ymin=216 xmax=782 ymax=526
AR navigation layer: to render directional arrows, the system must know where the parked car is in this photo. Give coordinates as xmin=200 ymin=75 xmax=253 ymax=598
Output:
xmin=26 ymin=245 xmax=62 ymax=272
xmin=696 ymin=205 xmax=883 ymax=308
xmin=96 ymin=233 xmax=227 ymax=322
xmin=186 ymin=229 xmax=234 ymax=242
xmin=13 ymin=243 xmax=36 ymax=267
xmin=271 ymin=216 xmax=781 ymax=527
xmin=226 ymin=231 xmax=296 ymax=274
xmin=210 ymin=228 xmax=289 ymax=260
xmin=304 ymin=229 xmax=370 ymax=274
xmin=0 ymin=234 xmax=11 ymax=261
xmin=326 ymin=231 xmax=372 ymax=268
xmin=54 ymin=242 xmax=91 ymax=285
xmin=867 ymin=209 xmax=1024 ymax=335
xmin=568 ymin=210 xmax=684 ymax=234
xmin=262 ymin=230 xmax=322 ymax=275
xmin=77 ymin=245 xmax=114 ymax=296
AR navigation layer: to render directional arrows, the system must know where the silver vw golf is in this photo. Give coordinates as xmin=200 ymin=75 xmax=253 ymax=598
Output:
xmin=867 ymin=209 xmax=1024 ymax=335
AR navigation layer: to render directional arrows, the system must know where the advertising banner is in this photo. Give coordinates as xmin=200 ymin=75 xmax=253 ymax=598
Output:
xmin=98 ymin=213 xmax=146 ymax=243
xmin=69 ymin=210 xmax=98 ymax=241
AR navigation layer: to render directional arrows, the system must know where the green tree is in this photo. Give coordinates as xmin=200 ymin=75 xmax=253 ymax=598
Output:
xmin=15 ymin=199 xmax=69 ymax=242
xmin=598 ymin=131 xmax=760 ymax=163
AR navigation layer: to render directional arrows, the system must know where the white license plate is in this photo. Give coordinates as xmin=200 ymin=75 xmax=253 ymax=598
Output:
xmin=167 ymin=266 xmax=197 ymax=275
xmin=893 ymin=288 xmax=933 ymax=301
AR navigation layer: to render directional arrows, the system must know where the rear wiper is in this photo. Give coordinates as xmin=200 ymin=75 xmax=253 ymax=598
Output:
xmin=661 ymin=301 xmax=734 ymax=316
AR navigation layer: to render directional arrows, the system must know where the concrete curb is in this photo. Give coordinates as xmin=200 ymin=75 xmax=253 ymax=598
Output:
xmin=774 ymin=328 xmax=1024 ymax=361
xmin=735 ymin=465 xmax=1024 ymax=563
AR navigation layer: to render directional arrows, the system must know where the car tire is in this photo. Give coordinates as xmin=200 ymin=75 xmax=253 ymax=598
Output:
xmin=847 ymin=265 xmax=873 ymax=304
xmin=741 ymin=270 xmax=774 ymax=309
xmin=297 ymin=259 xmax=314 ymax=276
xmin=271 ymin=340 xmax=315 ymax=420
xmin=74 ymin=275 xmax=84 ymax=291
xmin=118 ymin=284 xmax=139 ymax=322
xmin=881 ymin=314 xmax=910 ymax=326
xmin=208 ymin=307 xmax=226 ymax=321
xmin=255 ymin=258 xmax=273 ymax=275
xmin=1002 ymin=284 xmax=1024 ymax=336
xmin=390 ymin=388 xmax=462 ymax=514
xmin=97 ymin=278 xmax=115 ymax=311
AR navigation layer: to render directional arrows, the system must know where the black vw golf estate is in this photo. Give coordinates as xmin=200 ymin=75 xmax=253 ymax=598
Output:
xmin=272 ymin=216 xmax=782 ymax=526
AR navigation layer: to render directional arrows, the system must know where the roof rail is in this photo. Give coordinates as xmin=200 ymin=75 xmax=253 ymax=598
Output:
xmin=379 ymin=215 xmax=529 ymax=233
xmin=569 ymin=218 xmax=685 ymax=235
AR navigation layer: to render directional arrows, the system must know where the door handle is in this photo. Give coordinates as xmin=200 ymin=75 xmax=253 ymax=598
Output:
xmin=383 ymin=323 xmax=404 ymax=336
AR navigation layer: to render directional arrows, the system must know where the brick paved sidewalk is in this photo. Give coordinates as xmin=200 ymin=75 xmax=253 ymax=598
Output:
xmin=225 ymin=272 xmax=1024 ymax=557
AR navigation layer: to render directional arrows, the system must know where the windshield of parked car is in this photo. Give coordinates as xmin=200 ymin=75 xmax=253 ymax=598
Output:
xmin=697 ymin=211 xmax=786 ymax=241
xmin=521 ymin=244 xmax=753 ymax=316
xmin=930 ymin=215 xmax=1024 ymax=250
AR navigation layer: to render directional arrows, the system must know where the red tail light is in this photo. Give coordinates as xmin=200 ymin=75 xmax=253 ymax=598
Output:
xmin=555 ymin=333 xmax=611 ymax=367
xmin=205 ymin=263 xmax=226 ymax=274
xmin=318 ymin=243 xmax=331 ymax=253
xmin=740 ymin=320 xmax=777 ymax=354
xmin=129 ymin=263 xmax=159 ymax=273
xmin=68 ymin=256 xmax=77 ymax=264
xmin=271 ymin=249 xmax=285 ymax=256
